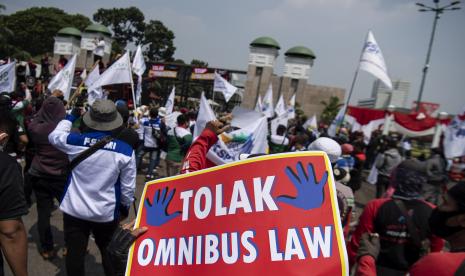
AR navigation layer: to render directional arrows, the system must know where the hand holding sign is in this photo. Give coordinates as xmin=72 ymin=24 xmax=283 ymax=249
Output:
xmin=277 ymin=162 xmax=328 ymax=210
xmin=145 ymin=187 xmax=181 ymax=226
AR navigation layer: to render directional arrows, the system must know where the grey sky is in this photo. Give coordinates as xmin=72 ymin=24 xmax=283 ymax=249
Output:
xmin=4 ymin=0 xmax=465 ymax=114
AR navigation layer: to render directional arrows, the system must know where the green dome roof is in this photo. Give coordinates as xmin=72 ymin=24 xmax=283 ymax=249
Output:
xmin=84 ymin=24 xmax=112 ymax=36
xmin=285 ymin=46 xmax=316 ymax=59
xmin=250 ymin=36 xmax=280 ymax=50
xmin=57 ymin=27 xmax=82 ymax=38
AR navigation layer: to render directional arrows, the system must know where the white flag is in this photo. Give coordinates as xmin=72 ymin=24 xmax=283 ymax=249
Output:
xmin=443 ymin=106 xmax=465 ymax=159
xmin=328 ymin=105 xmax=346 ymax=137
xmin=262 ymin=84 xmax=274 ymax=118
xmin=85 ymin=65 xmax=103 ymax=105
xmin=287 ymin=93 xmax=296 ymax=119
xmin=271 ymin=113 xmax=289 ymax=135
xmin=359 ymin=31 xmax=392 ymax=90
xmin=213 ymin=72 xmax=238 ymax=102
xmin=164 ymin=111 xmax=182 ymax=129
xmin=0 ymin=62 xmax=16 ymax=93
xmin=275 ymin=94 xmax=287 ymax=117
xmin=207 ymin=116 xmax=269 ymax=165
xmin=303 ymin=115 xmax=318 ymax=129
xmin=132 ymin=46 xmax=146 ymax=76
xmin=80 ymin=69 xmax=87 ymax=80
xmin=89 ymin=52 xmax=131 ymax=91
xmin=85 ymin=65 xmax=100 ymax=88
xmin=48 ymin=54 xmax=77 ymax=100
xmin=193 ymin=92 xmax=217 ymax=139
xmin=254 ymin=95 xmax=263 ymax=113
xmin=165 ymin=87 xmax=175 ymax=115
xmin=193 ymin=99 xmax=268 ymax=165
xmin=132 ymin=46 xmax=146 ymax=104
xmin=231 ymin=106 xmax=264 ymax=129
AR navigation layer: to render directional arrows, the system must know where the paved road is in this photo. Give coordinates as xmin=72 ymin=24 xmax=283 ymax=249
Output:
xmin=3 ymin=166 xmax=376 ymax=276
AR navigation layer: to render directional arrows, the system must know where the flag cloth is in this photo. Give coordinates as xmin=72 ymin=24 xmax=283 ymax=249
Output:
xmin=287 ymin=93 xmax=296 ymax=119
xmin=165 ymin=87 xmax=175 ymax=114
xmin=359 ymin=31 xmax=392 ymax=90
xmin=80 ymin=69 xmax=87 ymax=80
xmin=328 ymin=105 xmax=346 ymax=137
xmin=164 ymin=111 xmax=182 ymax=129
xmin=194 ymin=98 xmax=268 ymax=165
xmin=0 ymin=62 xmax=16 ymax=93
xmin=48 ymin=54 xmax=77 ymax=100
xmin=193 ymin=92 xmax=217 ymax=139
xmin=213 ymin=72 xmax=238 ymax=102
xmin=303 ymin=115 xmax=318 ymax=130
xmin=231 ymin=106 xmax=264 ymax=129
xmin=85 ymin=65 xmax=100 ymax=88
xmin=132 ymin=46 xmax=146 ymax=104
xmin=275 ymin=94 xmax=287 ymax=117
xmin=207 ymin=116 xmax=269 ymax=165
xmin=85 ymin=64 xmax=103 ymax=106
xmin=262 ymin=84 xmax=274 ymax=118
xmin=271 ymin=113 xmax=289 ymax=135
xmin=254 ymin=95 xmax=263 ymax=113
xmin=89 ymin=52 xmax=131 ymax=92
xmin=444 ymin=106 xmax=465 ymax=159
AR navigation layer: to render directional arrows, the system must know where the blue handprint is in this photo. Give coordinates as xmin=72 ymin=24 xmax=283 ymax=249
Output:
xmin=276 ymin=162 xmax=328 ymax=210
xmin=145 ymin=187 xmax=181 ymax=226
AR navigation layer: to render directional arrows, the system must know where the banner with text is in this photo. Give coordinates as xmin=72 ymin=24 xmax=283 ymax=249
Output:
xmin=126 ymin=152 xmax=348 ymax=276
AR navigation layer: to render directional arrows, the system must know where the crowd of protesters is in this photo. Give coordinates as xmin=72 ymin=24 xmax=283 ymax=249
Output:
xmin=0 ymin=57 xmax=465 ymax=276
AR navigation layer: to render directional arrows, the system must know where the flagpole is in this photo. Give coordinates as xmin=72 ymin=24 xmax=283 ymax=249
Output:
xmin=343 ymin=68 xmax=359 ymax=116
xmin=121 ymin=50 xmax=136 ymax=111
xmin=67 ymin=61 xmax=99 ymax=108
xmin=130 ymin=75 xmax=137 ymax=111
xmin=130 ymin=71 xmax=137 ymax=111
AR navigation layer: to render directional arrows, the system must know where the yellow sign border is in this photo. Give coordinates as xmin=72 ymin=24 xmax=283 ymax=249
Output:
xmin=126 ymin=151 xmax=348 ymax=276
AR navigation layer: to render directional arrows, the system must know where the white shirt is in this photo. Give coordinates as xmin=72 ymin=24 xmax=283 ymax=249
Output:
xmin=141 ymin=117 xmax=161 ymax=148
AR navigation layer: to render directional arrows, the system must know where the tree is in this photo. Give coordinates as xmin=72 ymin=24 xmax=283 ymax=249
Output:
xmin=320 ymin=96 xmax=343 ymax=125
xmin=0 ymin=4 xmax=16 ymax=57
xmin=143 ymin=20 xmax=175 ymax=62
xmin=93 ymin=7 xmax=145 ymax=49
xmin=3 ymin=7 xmax=91 ymax=57
xmin=173 ymin=59 xmax=185 ymax=64
xmin=190 ymin=59 xmax=208 ymax=67
xmin=93 ymin=8 xmax=175 ymax=61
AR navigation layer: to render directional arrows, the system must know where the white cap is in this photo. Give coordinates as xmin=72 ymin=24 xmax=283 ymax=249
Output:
xmin=307 ymin=137 xmax=341 ymax=163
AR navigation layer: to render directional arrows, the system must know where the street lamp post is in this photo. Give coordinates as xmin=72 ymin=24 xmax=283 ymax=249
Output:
xmin=415 ymin=0 xmax=461 ymax=112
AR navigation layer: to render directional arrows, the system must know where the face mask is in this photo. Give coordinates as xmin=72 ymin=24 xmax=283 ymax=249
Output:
xmin=429 ymin=208 xmax=464 ymax=238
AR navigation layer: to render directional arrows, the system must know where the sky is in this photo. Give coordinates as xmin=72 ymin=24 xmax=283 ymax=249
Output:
xmin=4 ymin=0 xmax=465 ymax=114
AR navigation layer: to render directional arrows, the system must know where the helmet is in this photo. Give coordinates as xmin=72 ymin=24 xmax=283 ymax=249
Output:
xmin=341 ymin=143 xmax=354 ymax=155
xmin=308 ymin=137 xmax=341 ymax=163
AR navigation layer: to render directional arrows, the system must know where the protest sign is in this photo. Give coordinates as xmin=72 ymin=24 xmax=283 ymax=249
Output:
xmin=126 ymin=151 xmax=348 ymax=276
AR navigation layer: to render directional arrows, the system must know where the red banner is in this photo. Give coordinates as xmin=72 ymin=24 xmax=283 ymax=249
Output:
xmin=411 ymin=101 xmax=440 ymax=116
xmin=126 ymin=152 xmax=348 ymax=275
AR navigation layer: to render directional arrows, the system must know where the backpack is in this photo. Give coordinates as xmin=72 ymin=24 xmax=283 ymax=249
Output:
xmin=152 ymin=122 xmax=168 ymax=149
